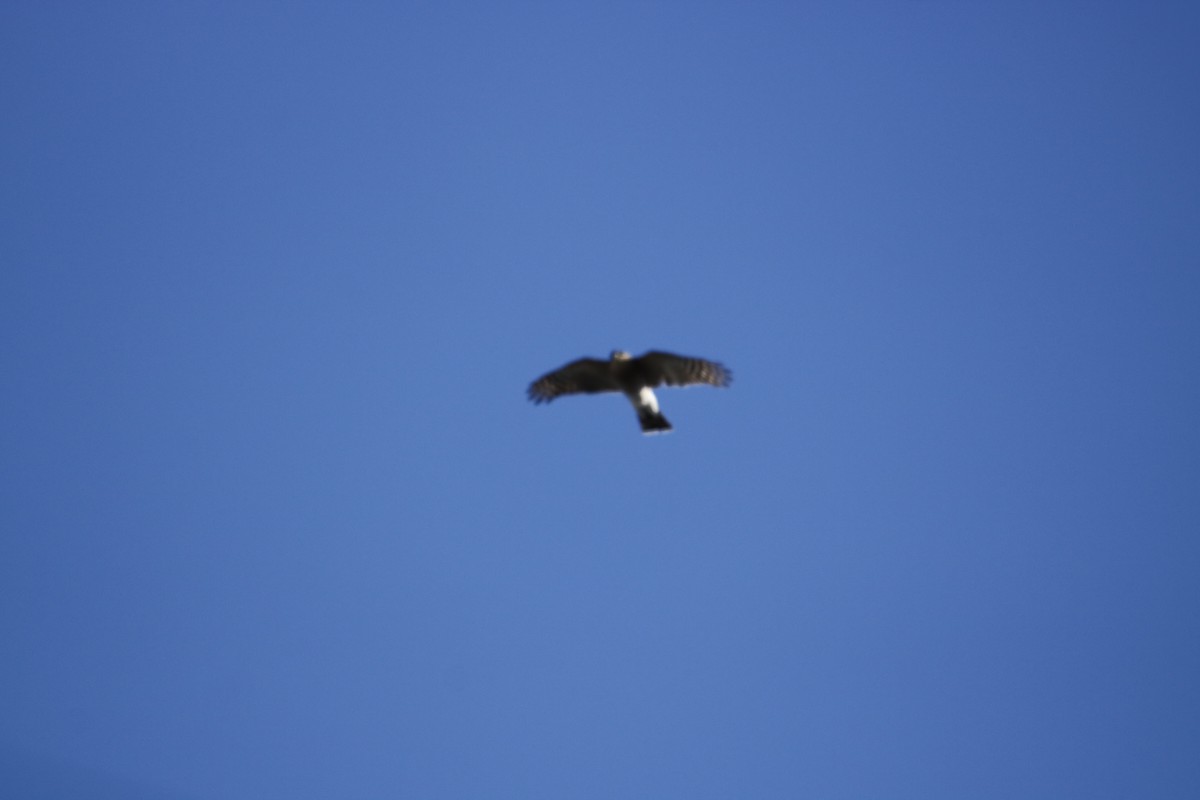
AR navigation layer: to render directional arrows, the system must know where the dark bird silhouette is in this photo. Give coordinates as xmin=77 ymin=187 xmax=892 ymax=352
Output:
xmin=528 ymin=349 xmax=731 ymax=434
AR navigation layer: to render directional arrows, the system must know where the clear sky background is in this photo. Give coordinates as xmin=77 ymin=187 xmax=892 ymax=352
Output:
xmin=2 ymin=3 xmax=1198 ymax=798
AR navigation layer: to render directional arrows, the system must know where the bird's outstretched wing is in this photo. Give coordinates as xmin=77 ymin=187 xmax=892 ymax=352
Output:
xmin=528 ymin=358 xmax=620 ymax=404
xmin=635 ymin=351 xmax=732 ymax=388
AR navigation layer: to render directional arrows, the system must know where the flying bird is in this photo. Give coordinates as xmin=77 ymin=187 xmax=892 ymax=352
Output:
xmin=528 ymin=349 xmax=731 ymax=434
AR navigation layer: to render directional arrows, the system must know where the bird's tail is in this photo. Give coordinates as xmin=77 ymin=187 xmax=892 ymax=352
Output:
xmin=638 ymin=409 xmax=673 ymax=434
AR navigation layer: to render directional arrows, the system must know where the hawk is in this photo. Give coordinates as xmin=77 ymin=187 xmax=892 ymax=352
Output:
xmin=528 ymin=349 xmax=732 ymax=434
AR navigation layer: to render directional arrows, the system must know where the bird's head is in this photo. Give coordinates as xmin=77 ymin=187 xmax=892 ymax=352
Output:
xmin=610 ymin=350 xmax=632 ymax=361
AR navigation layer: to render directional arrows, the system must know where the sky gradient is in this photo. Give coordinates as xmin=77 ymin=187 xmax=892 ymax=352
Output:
xmin=3 ymin=3 xmax=1199 ymax=798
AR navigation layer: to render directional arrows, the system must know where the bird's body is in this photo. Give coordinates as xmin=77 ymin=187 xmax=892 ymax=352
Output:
xmin=528 ymin=349 xmax=731 ymax=434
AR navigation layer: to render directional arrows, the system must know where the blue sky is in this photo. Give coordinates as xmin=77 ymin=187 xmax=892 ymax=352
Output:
xmin=2 ymin=2 xmax=1198 ymax=797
